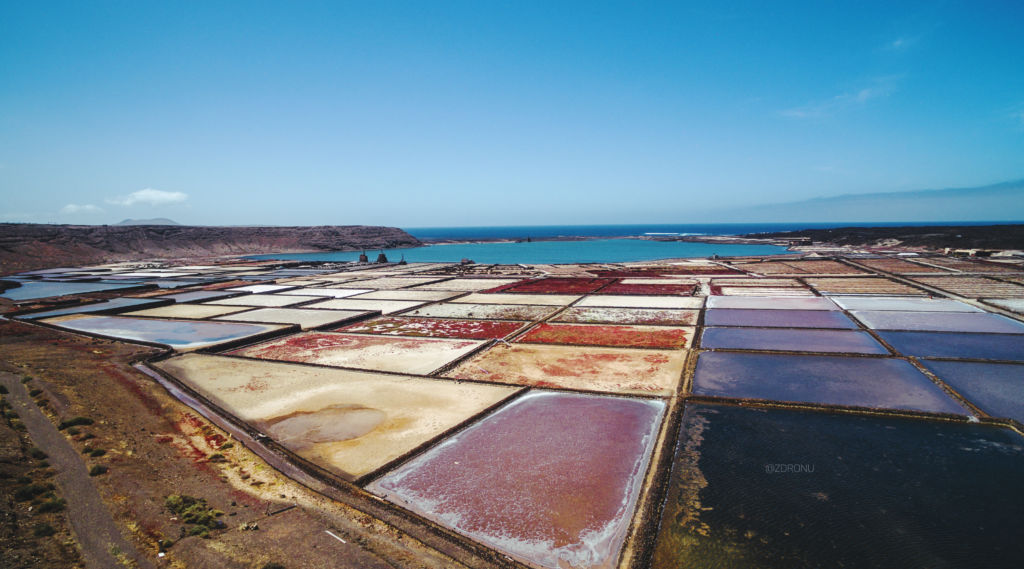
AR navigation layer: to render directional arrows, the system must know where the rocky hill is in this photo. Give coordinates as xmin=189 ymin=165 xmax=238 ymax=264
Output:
xmin=747 ymin=224 xmax=1024 ymax=250
xmin=0 ymin=223 xmax=421 ymax=274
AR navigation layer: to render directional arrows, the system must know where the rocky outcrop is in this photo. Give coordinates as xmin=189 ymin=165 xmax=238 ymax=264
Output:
xmin=0 ymin=224 xmax=422 ymax=274
xmin=746 ymin=224 xmax=1024 ymax=250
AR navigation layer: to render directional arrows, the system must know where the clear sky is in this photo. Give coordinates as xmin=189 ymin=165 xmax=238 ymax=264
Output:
xmin=2 ymin=1 xmax=1023 ymax=227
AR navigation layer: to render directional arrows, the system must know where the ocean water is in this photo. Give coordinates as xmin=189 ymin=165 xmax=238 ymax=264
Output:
xmin=249 ymin=238 xmax=790 ymax=264
xmin=404 ymin=222 xmax=996 ymax=242
xmin=249 ymin=222 xmax=998 ymax=264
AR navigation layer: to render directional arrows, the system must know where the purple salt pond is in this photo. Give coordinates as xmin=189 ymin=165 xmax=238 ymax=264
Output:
xmin=922 ymin=360 xmax=1024 ymax=423
xmin=830 ymin=296 xmax=982 ymax=312
xmin=693 ymin=352 xmax=968 ymax=414
xmin=704 ymin=309 xmax=858 ymax=329
xmin=706 ymin=296 xmax=839 ymax=310
xmin=39 ymin=314 xmax=286 ymax=351
xmin=880 ymin=331 xmax=1024 ymax=361
xmin=158 ymin=290 xmax=243 ymax=303
xmin=368 ymin=391 xmax=665 ymax=569
xmin=852 ymin=310 xmax=1024 ymax=334
xmin=700 ymin=327 xmax=889 ymax=354
xmin=0 ymin=280 xmax=141 ymax=301
xmin=16 ymin=297 xmax=167 ymax=320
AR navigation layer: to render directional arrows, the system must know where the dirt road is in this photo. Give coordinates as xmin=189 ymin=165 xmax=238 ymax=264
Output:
xmin=0 ymin=371 xmax=154 ymax=569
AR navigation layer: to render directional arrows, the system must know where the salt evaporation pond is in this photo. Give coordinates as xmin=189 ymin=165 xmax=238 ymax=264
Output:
xmin=340 ymin=316 xmax=527 ymax=339
xmin=700 ymin=327 xmax=888 ymax=354
xmin=703 ymin=308 xmax=858 ymax=329
xmin=15 ymin=297 xmax=167 ymax=319
xmin=921 ymin=360 xmax=1024 ymax=423
xmin=692 ymin=352 xmax=968 ymax=413
xmin=879 ymin=331 xmax=1024 ymax=361
xmin=154 ymin=354 xmax=520 ymax=480
xmin=0 ymin=280 xmax=141 ymax=301
xmin=652 ymin=404 xmax=1024 ymax=568
xmin=369 ymin=391 xmax=665 ymax=569
xmin=40 ymin=314 xmax=286 ymax=350
xmin=554 ymin=306 xmax=700 ymax=326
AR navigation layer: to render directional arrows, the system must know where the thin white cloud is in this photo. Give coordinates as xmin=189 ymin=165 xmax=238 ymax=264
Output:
xmin=107 ymin=188 xmax=188 ymax=207
xmin=884 ymin=36 xmax=918 ymax=51
xmin=1012 ymin=107 xmax=1024 ymax=128
xmin=60 ymin=204 xmax=104 ymax=215
xmin=0 ymin=212 xmax=42 ymax=221
xmin=780 ymin=77 xmax=899 ymax=119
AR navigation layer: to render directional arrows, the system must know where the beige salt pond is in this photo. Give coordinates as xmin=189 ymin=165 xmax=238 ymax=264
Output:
xmin=152 ymin=354 xmax=520 ymax=480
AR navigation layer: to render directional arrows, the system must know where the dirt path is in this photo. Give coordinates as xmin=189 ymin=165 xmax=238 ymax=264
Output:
xmin=0 ymin=371 xmax=154 ymax=569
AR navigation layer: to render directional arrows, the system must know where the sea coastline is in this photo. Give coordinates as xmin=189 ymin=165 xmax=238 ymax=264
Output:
xmin=411 ymin=222 xmax=1024 ymax=250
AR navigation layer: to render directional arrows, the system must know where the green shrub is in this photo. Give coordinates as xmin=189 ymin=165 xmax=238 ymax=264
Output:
xmin=89 ymin=449 xmax=106 ymax=458
xmin=67 ymin=427 xmax=79 ymax=435
xmin=29 ymin=389 xmax=43 ymax=397
xmin=89 ymin=465 xmax=108 ymax=476
xmin=218 ymin=442 xmax=233 ymax=450
xmin=187 ymin=525 xmax=210 ymax=538
xmin=33 ymin=523 xmax=56 ymax=537
xmin=58 ymin=416 xmax=93 ymax=430
xmin=37 ymin=498 xmax=66 ymax=513
xmin=165 ymin=495 xmax=223 ymax=530
xmin=14 ymin=483 xmax=48 ymax=502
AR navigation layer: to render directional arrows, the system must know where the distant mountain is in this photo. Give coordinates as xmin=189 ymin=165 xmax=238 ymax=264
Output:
xmin=0 ymin=224 xmax=421 ymax=274
xmin=115 ymin=218 xmax=181 ymax=226
xmin=703 ymin=179 xmax=1024 ymax=223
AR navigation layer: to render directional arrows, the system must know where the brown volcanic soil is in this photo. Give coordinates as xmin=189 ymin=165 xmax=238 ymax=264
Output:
xmin=0 ymin=223 xmax=422 ymax=274
xmin=747 ymin=224 xmax=1024 ymax=250
xmin=0 ymin=307 xmax=477 ymax=569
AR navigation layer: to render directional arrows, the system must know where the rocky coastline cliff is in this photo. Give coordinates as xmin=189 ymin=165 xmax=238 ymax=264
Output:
xmin=0 ymin=223 xmax=422 ymax=274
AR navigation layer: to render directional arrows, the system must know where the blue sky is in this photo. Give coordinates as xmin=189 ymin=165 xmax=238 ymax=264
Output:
xmin=2 ymin=1 xmax=1022 ymax=226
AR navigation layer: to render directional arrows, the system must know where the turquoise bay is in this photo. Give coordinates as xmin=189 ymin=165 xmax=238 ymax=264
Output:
xmin=249 ymin=238 xmax=790 ymax=264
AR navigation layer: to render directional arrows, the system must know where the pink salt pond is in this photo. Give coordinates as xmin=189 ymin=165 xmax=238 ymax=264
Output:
xmin=229 ymin=332 xmax=485 ymax=375
xmin=339 ymin=316 xmax=525 ymax=339
xmin=517 ymin=322 xmax=692 ymax=349
xmin=368 ymin=391 xmax=665 ymax=569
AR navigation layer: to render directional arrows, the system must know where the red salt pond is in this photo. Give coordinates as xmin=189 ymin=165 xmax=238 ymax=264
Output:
xmin=339 ymin=316 xmax=525 ymax=339
xmin=483 ymin=277 xmax=614 ymax=294
xmin=596 ymin=282 xmax=696 ymax=296
xmin=517 ymin=323 xmax=692 ymax=349
xmin=367 ymin=391 xmax=665 ymax=569
xmin=594 ymin=266 xmax=741 ymax=277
